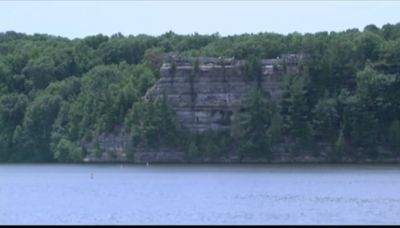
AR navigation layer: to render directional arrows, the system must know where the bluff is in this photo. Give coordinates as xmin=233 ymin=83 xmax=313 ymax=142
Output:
xmin=83 ymin=54 xmax=308 ymax=163
xmin=145 ymin=54 xmax=305 ymax=132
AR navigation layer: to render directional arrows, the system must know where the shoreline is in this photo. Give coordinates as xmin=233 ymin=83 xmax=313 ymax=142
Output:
xmin=1 ymin=160 xmax=400 ymax=165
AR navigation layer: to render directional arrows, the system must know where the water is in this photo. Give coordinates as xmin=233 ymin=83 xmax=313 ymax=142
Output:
xmin=1 ymin=164 xmax=400 ymax=225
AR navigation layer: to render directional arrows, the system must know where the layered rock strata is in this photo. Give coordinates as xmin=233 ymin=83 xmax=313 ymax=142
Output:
xmin=83 ymin=54 xmax=305 ymax=162
xmin=145 ymin=54 xmax=305 ymax=132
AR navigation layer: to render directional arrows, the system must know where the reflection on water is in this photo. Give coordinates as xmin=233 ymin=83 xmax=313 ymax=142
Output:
xmin=0 ymin=164 xmax=400 ymax=225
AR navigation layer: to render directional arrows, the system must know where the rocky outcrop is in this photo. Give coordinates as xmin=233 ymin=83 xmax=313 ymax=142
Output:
xmin=145 ymin=54 xmax=306 ymax=132
xmin=83 ymin=54 xmax=308 ymax=163
xmin=81 ymin=126 xmax=186 ymax=163
xmin=132 ymin=148 xmax=185 ymax=163
xmin=82 ymin=126 xmax=131 ymax=162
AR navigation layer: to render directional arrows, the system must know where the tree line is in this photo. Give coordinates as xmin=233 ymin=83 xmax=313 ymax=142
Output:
xmin=0 ymin=23 xmax=400 ymax=162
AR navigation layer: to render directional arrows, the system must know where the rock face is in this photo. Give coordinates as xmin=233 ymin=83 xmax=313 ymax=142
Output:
xmin=83 ymin=54 xmax=307 ymax=163
xmin=82 ymin=125 xmax=185 ymax=163
xmin=132 ymin=148 xmax=185 ymax=163
xmin=145 ymin=54 xmax=305 ymax=132
xmin=82 ymin=126 xmax=131 ymax=162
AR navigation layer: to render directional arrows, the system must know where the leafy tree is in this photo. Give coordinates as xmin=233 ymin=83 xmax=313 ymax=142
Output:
xmin=376 ymin=39 xmax=400 ymax=74
xmin=387 ymin=120 xmax=400 ymax=156
xmin=53 ymin=138 xmax=83 ymax=162
xmin=312 ymin=96 xmax=339 ymax=142
xmin=127 ymin=95 xmax=183 ymax=149
xmin=232 ymin=89 xmax=272 ymax=159
xmin=22 ymin=94 xmax=62 ymax=161
xmin=269 ymin=111 xmax=283 ymax=145
xmin=22 ymin=56 xmax=56 ymax=90
xmin=0 ymin=93 xmax=28 ymax=160
xmin=281 ymin=75 xmax=313 ymax=148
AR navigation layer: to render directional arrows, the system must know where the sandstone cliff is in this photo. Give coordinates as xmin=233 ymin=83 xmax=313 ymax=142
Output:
xmin=83 ymin=54 xmax=307 ymax=162
xmin=145 ymin=54 xmax=305 ymax=132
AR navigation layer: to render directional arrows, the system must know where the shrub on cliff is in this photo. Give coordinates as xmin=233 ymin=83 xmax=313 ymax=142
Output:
xmin=127 ymin=95 xmax=184 ymax=149
xmin=243 ymin=57 xmax=260 ymax=81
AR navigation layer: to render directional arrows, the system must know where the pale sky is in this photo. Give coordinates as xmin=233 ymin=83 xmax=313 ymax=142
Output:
xmin=0 ymin=1 xmax=399 ymax=39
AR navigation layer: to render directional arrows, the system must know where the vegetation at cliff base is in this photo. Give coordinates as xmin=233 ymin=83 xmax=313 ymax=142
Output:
xmin=1 ymin=23 xmax=400 ymax=162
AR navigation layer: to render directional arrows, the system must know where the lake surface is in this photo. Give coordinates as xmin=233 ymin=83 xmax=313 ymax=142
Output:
xmin=1 ymin=164 xmax=400 ymax=225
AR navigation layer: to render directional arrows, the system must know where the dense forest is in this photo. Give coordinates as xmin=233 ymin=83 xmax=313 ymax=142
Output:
xmin=1 ymin=23 xmax=400 ymax=162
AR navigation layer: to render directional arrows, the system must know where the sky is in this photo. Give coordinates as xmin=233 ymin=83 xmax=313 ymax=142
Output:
xmin=0 ymin=1 xmax=399 ymax=39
